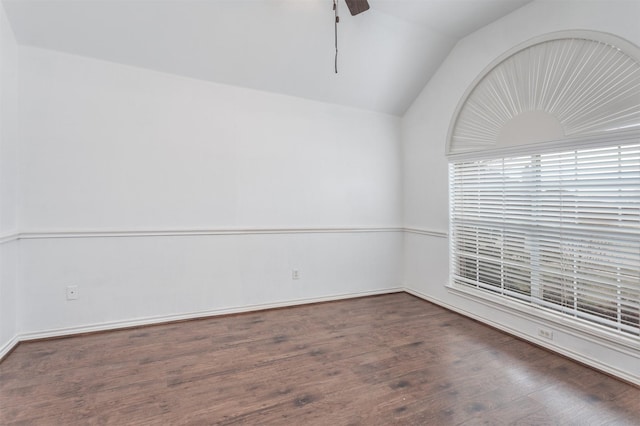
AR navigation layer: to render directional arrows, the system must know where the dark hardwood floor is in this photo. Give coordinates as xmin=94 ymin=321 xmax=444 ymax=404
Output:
xmin=1 ymin=293 xmax=638 ymax=425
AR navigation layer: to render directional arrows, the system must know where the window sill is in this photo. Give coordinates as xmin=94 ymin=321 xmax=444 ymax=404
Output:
xmin=445 ymin=283 xmax=640 ymax=355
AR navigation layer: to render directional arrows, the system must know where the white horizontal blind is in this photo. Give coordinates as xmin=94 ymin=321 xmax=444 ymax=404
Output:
xmin=450 ymin=142 xmax=640 ymax=337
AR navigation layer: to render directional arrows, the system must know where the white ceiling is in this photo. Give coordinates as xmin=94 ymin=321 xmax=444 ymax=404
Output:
xmin=2 ymin=0 xmax=532 ymax=115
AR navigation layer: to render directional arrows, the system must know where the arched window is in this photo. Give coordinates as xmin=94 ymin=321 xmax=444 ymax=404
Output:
xmin=447 ymin=31 xmax=640 ymax=339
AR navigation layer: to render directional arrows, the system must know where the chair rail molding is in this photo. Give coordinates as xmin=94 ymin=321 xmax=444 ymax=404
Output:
xmin=10 ymin=226 xmax=404 ymax=240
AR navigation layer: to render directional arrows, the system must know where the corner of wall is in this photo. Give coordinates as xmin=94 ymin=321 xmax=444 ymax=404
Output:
xmin=0 ymin=0 xmax=21 ymax=360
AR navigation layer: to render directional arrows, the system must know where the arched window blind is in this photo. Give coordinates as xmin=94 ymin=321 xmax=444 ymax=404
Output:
xmin=448 ymin=31 xmax=640 ymax=339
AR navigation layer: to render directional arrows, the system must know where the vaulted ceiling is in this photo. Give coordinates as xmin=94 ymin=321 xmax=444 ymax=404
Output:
xmin=3 ymin=0 xmax=532 ymax=115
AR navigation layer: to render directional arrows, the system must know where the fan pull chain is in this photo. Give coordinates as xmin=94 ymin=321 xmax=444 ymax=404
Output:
xmin=333 ymin=0 xmax=339 ymax=73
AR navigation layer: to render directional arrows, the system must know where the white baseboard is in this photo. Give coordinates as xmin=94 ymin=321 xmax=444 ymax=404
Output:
xmin=404 ymin=287 xmax=640 ymax=387
xmin=7 ymin=286 xmax=637 ymax=387
xmin=16 ymin=287 xmax=403 ymax=343
xmin=0 ymin=335 xmax=20 ymax=361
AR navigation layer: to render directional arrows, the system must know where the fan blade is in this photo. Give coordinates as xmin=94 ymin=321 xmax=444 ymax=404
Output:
xmin=345 ymin=0 xmax=370 ymax=16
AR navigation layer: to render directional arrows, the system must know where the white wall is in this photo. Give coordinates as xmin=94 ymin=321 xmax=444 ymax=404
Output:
xmin=402 ymin=0 xmax=640 ymax=384
xmin=16 ymin=46 xmax=403 ymax=336
xmin=20 ymin=48 xmax=402 ymax=231
xmin=0 ymin=2 xmax=18 ymax=357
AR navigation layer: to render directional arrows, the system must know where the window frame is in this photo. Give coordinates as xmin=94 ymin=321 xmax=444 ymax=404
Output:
xmin=448 ymin=129 xmax=640 ymax=350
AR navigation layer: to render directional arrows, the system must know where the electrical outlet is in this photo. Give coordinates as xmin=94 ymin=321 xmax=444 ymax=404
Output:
xmin=292 ymin=270 xmax=300 ymax=280
xmin=538 ymin=328 xmax=553 ymax=340
xmin=66 ymin=285 xmax=79 ymax=301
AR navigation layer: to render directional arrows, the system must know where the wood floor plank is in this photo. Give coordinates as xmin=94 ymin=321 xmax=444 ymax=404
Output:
xmin=1 ymin=293 xmax=638 ymax=425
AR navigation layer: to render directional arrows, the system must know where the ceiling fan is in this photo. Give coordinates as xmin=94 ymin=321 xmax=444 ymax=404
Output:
xmin=333 ymin=0 xmax=370 ymax=73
